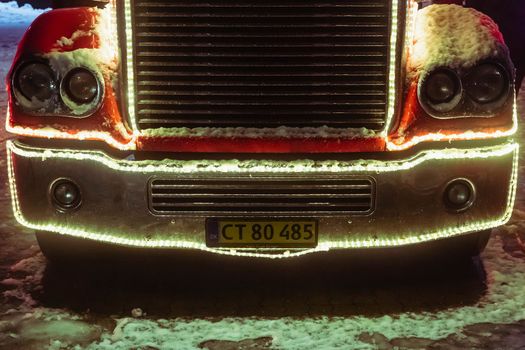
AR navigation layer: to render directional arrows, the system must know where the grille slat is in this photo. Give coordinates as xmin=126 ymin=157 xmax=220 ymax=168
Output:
xmin=136 ymin=51 xmax=387 ymax=58
xmin=149 ymin=177 xmax=374 ymax=215
xmin=135 ymin=23 xmax=387 ymax=28
xmin=138 ymin=91 xmax=386 ymax=96
xmin=132 ymin=0 xmax=391 ymax=130
xmin=137 ymin=81 xmax=386 ymax=87
xmin=138 ymin=119 xmax=385 ymax=128
xmin=134 ymin=1 xmax=385 ymax=7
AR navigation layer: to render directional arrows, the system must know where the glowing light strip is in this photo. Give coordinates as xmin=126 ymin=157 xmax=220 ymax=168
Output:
xmin=6 ymin=124 xmax=137 ymax=151
xmin=7 ymin=140 xmax=518 ymax=175
xmin=382 ymin=0 xmax=402 ymax=136
xmin=124 ymin=0 xmax=138 ymax=131
xmin=7 ymin=141 xmax=519 ymax=258
xmin=387 ymin=94 xmax=519 ymax=151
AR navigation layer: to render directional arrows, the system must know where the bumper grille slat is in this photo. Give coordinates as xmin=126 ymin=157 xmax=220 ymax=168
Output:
xmin=132 ymin=0 xmax=391 ymax=130
xmin=151 ymin=193 xmax=372 ymax=199
xmin=149 ymin=177 xmax=375 ymax=216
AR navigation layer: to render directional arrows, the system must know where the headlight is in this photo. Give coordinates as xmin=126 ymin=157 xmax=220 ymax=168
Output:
xmin=420 ymin=68 xmax=462 ymax=114
xmin=425 ymin=71 xmax=459 ymax=103
xmin=14 ymin=62 xmax=57 ymax=103
xmin=63 ymin=68 xmax=99 ymax=104
xmin=464 ymin=63 xmax=509 ymax=104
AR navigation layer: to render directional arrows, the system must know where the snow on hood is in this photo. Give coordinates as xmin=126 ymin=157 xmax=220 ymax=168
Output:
xmin=50 ymin=6 xmax=118 ymax=70
xmin=410 ymin=4 xmax=504 ymax=78
xmin=0 ymin=1 xmax=49 ymax=26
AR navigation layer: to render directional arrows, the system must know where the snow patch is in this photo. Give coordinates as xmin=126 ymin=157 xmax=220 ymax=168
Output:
xmin=56 ymin=30 xmax=94 ymax=48
xmin=410 ymin=5 xmax=502 ymax=77
xmin=0 ymin=2 xmax=49 ymax=26
xmin=0 ymin=311 xmax=101 ymax=350
xmin=141 ymin=126 xmax=377 ymax=139
xmin=19 ymin=319 xmax=99 ymax=342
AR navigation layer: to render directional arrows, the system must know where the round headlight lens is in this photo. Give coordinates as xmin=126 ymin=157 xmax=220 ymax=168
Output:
xmin=15 ymin=62 xmax=56 ymax=102
xmin=64 ymin=68 xmax=99 ymax=104
xmin=424 ymin=70 xmax=460 ymax=104
xmin=465 ymin=63 xmax=508 ymax=104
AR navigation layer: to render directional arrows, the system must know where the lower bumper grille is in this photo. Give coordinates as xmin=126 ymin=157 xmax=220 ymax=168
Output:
xmin=149 ymin=177 xmax=375 ymax=216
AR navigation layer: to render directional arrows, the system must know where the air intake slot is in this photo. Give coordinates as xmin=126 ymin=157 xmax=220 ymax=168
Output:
xmin=149 ymin=176 xmax=375 ymax=216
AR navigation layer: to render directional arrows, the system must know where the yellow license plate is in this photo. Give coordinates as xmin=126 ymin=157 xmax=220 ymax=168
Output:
xmin=206 ymin=219 xmax=318 ymax=248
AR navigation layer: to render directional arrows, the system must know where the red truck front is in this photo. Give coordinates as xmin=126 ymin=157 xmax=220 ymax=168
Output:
xmin=5 ymin=0 xmax=518 ymax=259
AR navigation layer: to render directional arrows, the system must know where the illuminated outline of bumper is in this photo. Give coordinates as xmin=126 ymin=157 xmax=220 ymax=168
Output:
xmin=7 ymin=140 xmax=519 ymax=259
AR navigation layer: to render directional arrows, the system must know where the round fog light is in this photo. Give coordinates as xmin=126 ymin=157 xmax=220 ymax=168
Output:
xmin=444 ymin=179 xmax=475 ymax=212
xmin=50 ymin=179 xmax=81 ymax=211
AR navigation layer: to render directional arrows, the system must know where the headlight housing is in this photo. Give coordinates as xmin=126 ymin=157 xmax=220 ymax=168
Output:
xmin=12 ymin=59 xmax=104 ymax=117
xmin=62 ymin=68 xmax=100 ymax=104
xmin=420 ymin=68 xmax=462 ymax=113
xmin=464 ymin=63 xmax=510 ymax=105
xmin=418 ymin=61 xmax=512 ymax=119
xmin=59 ymin=67 xmax=103 ymax=116
xmin=13 ymin=62 xmax=57 ymax=110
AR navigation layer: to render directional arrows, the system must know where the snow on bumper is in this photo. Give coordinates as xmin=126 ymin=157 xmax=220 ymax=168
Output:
xmin=6 ymin=140 xmax=519 ymax=258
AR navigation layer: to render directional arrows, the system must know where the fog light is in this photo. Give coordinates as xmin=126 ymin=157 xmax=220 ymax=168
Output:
xmin=444 ymin=179 xmax=475 ymax=212
xmin=50 ymin=179 xmax=81 ymax=211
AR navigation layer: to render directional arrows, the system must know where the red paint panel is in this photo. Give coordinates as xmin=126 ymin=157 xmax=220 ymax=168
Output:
xmin=15 ymin=8 xmax=98 ymax=57
xmin=138 ymin=137 xmax=386 ymax=153
xmin=388 ymin=78 xmax=514 ymax=150
xmin=8 ymin=8 xmax=133 ymax=147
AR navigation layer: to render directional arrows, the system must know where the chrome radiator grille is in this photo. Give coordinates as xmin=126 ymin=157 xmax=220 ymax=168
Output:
xmin=149 ymin=177 xmax=375 ymax=216
xmin=130 ymin=0 xmax=392 ymax=130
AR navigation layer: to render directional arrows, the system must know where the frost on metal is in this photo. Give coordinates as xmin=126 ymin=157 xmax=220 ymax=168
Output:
xmin=141 ymin=126 xmax=377 ymax=139
xmin=409 ymin=4 xmax=504 ymax=78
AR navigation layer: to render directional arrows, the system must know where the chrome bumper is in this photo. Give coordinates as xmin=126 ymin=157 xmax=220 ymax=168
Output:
xmin=7 ymin=140 xmax=518 ymax=258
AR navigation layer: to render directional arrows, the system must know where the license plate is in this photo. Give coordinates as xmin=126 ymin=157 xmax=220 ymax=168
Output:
xmin=206 ymin=219 xmax=318 ymax=248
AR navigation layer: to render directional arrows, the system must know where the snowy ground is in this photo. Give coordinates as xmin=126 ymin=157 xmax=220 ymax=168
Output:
xmin=0 ymin=2 xmax=48 ymax=26
xmin=1 ymin=26 xmax=525 ymax=350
